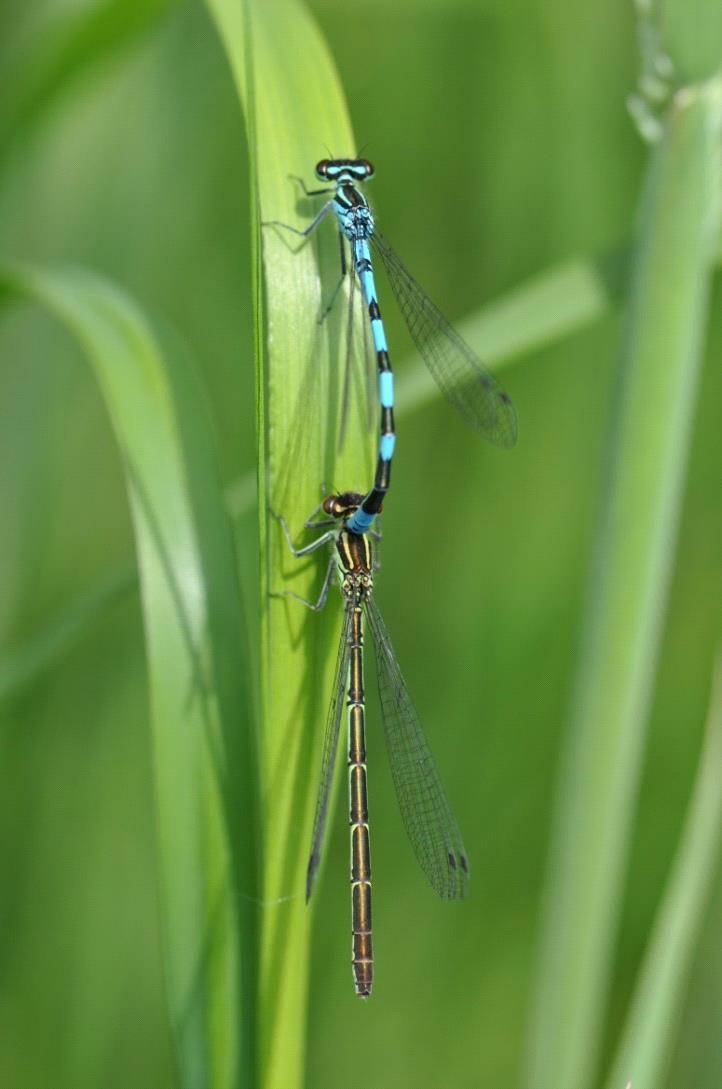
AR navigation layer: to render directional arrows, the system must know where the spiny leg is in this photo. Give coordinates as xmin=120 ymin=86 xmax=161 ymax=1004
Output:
xmin=271 ymin=555 xmax=336 ymax=612
xmin=319 ymin=231 xmax=348 ymax=324
xmin=262 ymin=199 xmax=334 ymax=241
xmin=269 ymin=506 xmax=335 ymax=558
xmin=289 ymin=175 xmax=333 ymax=199
xmin=269 ymin=507 xmax=337 ymax=611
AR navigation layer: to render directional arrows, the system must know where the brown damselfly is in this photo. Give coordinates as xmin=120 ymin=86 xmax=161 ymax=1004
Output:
xmin=273 ymin=492 xmax=469 ymax=997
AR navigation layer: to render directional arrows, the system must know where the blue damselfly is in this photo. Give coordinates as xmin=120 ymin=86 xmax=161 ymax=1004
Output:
xmin=273 ymin=492 xmax=468 ymax=997
xmin=266 ymin=158 xmax=518 ymax=534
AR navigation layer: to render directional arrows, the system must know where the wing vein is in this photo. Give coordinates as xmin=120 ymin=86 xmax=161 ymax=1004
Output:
xmin=366 ymin=597 xmax=469 ymax=899
xmin=306 ymin=603 xmax=353 ymax=901
xmin=371 ymin=232 xmax=517 ymax=448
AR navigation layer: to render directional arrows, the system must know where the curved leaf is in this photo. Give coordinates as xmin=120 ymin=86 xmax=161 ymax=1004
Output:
xmin=0 ymin=261 xmax=259 ymax=1089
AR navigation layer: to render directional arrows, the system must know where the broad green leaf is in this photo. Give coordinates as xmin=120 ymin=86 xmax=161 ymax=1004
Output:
xmin=204 ymin=2 xmax=365 ymax=1086
xmin=0 ymin=262 xmax=259 ymax=1089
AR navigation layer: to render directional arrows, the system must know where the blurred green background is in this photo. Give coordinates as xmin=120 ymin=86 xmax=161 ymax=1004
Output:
xmin=2 ymin=2 xmax=721 ymax=1088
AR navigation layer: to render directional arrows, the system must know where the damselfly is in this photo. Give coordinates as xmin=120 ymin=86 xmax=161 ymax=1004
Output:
xmin=273 ymin=492 xmax=468 ymax=997
xmin=266 ymin=158 xmax=518 ymax=535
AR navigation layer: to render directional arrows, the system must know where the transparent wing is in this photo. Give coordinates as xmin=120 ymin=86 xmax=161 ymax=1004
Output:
xmin=366 ymin=597 xmax=469 ymax=899
xmin=371 ymin=232 xmax=517 ymax=448
xmin=360 ymin=277 xmax=375 ymax=432
xmin=338 ymin=248 xmax=357 ymax=450
xmin=339 ymin=239 xmax=376 ymax=448
xmin=305 ymin=604 xmax=352 ymax=901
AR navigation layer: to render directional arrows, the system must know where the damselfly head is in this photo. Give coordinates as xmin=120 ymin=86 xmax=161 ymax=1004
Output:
xmin=315 ymin=159 xmax=375 ymax=183
xmin=322 ymin=491 xmax=368 ymax=519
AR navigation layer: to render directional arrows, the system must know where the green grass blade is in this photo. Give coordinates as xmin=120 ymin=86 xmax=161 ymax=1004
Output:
xmin=523 ymin=77 xmax=722 ymax=1089
xmin=204 ymin=2 xmax=362 ymax=1085
xmin=604 ymin=653 xmax=722 ymax=1089
xmin=0 ymin=262 xmax=259 ymax=1089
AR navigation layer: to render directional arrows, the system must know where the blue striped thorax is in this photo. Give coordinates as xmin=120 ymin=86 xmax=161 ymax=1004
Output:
xmin=337 ymin=203 xmax=374 ymax=241
xmin=316 ymin=158 xmax=376 ymax=242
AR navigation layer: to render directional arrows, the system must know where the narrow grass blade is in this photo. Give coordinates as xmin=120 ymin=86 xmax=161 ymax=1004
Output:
xmin=0 ymin=262 xmax=259 ymax=1089
xmin=205 ymin=1 xmax=362 ymax=1085
xmin=523 ymin=77 xmax=722 ymax=1089
xmin=604 ymin=653 xmax=722 ymax=1089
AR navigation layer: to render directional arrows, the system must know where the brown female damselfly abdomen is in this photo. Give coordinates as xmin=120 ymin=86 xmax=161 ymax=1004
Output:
xmin=272 ymin=493 xmax=469 ymax=998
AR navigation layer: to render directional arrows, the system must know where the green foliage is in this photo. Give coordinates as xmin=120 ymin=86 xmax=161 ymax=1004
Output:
xmin=604 ymin=659 xmax=722 ymax=1089
xmin=1 ymin=1 xmax=721 ymax=1088
xmin=524 ymin=74 xmax=722 ymax=1089
xmin=1 ymin=262 xmax=259 ymax=1088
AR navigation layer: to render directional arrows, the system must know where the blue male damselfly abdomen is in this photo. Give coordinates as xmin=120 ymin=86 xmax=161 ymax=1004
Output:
xmin=266 ymin=159 xmax=518 ymax=533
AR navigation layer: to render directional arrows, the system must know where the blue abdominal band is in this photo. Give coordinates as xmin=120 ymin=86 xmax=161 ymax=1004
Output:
xmin=379 ymin=371 xmax=394 ymax=408
xmin=370 ymin=317 xmax=387 ymax=352
xmin=348 ymin=508 xmax=377 ymax=533
xmin=380 ymin=433 xmax=396 ymax=460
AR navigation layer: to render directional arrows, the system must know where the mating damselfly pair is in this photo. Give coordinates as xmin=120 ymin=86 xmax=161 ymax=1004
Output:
xmin=269 ymin=158 xmax=517 ymax=996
